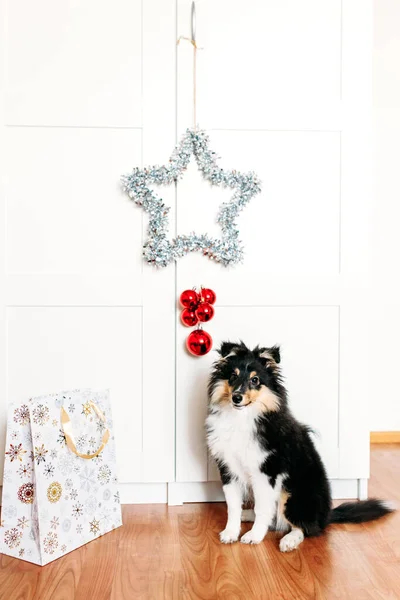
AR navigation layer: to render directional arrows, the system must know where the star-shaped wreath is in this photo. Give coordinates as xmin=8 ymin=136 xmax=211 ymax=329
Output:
xmin=121 ymin=128 xmax=261 ymax=267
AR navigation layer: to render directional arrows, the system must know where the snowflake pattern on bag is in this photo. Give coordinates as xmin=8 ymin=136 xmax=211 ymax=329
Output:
xmin=97 ymin=465 xmax=111 ymax=485
xmin=17 ymin=483 xmax=35 ymax=504
xmin=34 ymin=445 xmax=48 ymax=464
xmin=6 ymin=443 xmax=27 ymax=462
xmin=43 ymin=532 xmax=58 ymax=554
xmin=17 ymin=517 xmax=30 ymax=530
xmin=47 ymin=482 xmax=62 ymax=503
xmin=17 ymin=463 xmax=32 ymax=479
xmin=32 ymin=405 xmax=50 ymax=426
xmin=44 ymin=464 xmax=55 ymax=478
xmin=4 ymin=527 xmax=23 ymax=549
xmin=14 ymin=405 xmax=30 ymax=426
xmin=0 ymin=389 xmax=122 ymax=566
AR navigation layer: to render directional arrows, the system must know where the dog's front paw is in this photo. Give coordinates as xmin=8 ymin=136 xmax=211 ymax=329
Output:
xmin=240 ymin=529 xmax=265 ymax=545
xmin=219 ymin=528 xmax=240 ymax=544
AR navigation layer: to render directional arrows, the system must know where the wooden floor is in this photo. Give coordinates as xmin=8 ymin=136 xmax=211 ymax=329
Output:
xmin=1 ymin=444 xmax=399 ymax=599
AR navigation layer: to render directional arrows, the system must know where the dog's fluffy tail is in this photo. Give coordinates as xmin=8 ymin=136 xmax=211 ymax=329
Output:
xmin=329 ymin=499 xmax=394 ymax=524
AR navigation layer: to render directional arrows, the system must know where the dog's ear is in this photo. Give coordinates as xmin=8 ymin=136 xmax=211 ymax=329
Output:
xmin=218 ymin=342 xmax=241 ymax=359
xmin=255 ymin=345 xmax=281 ymax=365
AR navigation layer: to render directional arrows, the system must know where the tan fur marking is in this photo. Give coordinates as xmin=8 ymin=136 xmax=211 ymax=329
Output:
xmin=234 ymin=368 xmax=240 ymax=376
xmin=244 ymin=385 xmax=280 ymax=413
xmin=276 ymin=490 xmax=298 ymax=533
xmin=277 ymin=490 xmax=306 ymax=534
xmin=210 ymin=380 xmax=232 ymax=405
xmin=250 ymin=371 xmax=257 ymax=378
xmin=277 ymin=490 xmax=290 ymax=524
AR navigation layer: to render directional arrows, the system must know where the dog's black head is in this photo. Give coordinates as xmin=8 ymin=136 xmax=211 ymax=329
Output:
xmin=208 ymin=341 xmax=285 ymax=413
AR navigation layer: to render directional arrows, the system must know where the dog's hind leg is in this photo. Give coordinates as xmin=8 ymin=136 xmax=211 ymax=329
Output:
xmin=279 ymin=527 xmax=304 ymax=552
xmin=277 ymin=491 xmax=304 ymax=551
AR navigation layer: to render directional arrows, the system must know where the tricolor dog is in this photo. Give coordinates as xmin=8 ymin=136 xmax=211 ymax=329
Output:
xmin=206 ymin=341 xmax=393 ymax=551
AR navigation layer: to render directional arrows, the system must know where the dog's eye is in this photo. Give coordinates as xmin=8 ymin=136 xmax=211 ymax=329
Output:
xmin=251 ymin=376 xmax=259 ymax=385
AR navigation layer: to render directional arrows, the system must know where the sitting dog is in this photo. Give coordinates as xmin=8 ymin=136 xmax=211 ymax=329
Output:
xmin=206 ymin=341 xmax=393 ymax=551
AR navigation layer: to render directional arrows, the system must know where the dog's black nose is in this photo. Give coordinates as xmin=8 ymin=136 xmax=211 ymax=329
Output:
xmin=232 ymin=393 xmax=243 ymax=405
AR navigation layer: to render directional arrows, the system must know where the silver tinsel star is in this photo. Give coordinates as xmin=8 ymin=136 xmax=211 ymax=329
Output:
xmin=121 ymin=128 xmax=261 ymax=267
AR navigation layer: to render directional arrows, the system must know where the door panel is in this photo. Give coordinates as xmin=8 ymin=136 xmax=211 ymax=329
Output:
xmin=177 ymin=307 xmax=339 ymax=482
xmin=7 ymin=307 xmax=143 ymax=482
xmin=197 ymin=0 xmax=342 ymax=130
xmin=6 ymin=127 xmax=142 ymax=281
xmin=5 ymin=0 xmax=142 ymax=127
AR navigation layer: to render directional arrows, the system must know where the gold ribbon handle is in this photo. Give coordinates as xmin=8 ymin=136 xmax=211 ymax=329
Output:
xmin=61 ymin=401 xmax=110 ymax=459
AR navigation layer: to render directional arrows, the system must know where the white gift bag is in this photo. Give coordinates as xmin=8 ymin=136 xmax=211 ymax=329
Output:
xmin=0 ymin=389 xmax=122 ymax=565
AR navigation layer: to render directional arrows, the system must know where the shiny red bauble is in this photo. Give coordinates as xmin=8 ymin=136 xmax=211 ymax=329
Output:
xmin=200 ymin=288 xmax=216 ymax=305
xmin=179 ymin=289 xmax=199 ymax=311
xmin=186 ymin=329 xmax=213 ymax=356
xmin=196 ymin=302 xmax=215 ymax=323
xmin=181 ymin=309 xmax=199 ymax=327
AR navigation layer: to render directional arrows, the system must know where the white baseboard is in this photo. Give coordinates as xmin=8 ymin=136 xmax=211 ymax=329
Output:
xmin=119 ymin=483 xmax=168 ymax=504
xmin=357 ymin=478 xmax=368 ymax=500
xmin=0 ymin=479 xmax=368 ymax=507
xmin=167 ymin=479 xmax=368 ymax=506
xmin=168 ymin=481 xmax=225 ymax=505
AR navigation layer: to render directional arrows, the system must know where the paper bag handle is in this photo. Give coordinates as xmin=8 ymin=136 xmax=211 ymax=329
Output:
xmin=61 ymin=401 xmax=110 ymax=459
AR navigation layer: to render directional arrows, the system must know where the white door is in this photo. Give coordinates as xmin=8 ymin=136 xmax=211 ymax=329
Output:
xmin=175 ymin=0 xmax=372 ymax=498
xmin=0 ymin=0 xmax=373 ymax=504
xmin=0 ymin=0 xmax=176 ymax=498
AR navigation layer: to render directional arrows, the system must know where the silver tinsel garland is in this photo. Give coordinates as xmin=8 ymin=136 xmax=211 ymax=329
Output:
xmin=121 ymin=128 xmax=261 ymax=267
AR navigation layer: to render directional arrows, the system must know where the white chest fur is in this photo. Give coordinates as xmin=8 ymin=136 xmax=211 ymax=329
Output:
xmin=206 ymin=406 xmax=268 ymax=484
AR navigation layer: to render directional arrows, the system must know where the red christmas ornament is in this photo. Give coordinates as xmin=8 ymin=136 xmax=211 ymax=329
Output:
xmin=200 ymin=288 xmax=216 ymax=305
xmin=196 ymin=302 xmax=215 ymax=323
xmin=179 ymin=289 xmax=199 ymax=311
xmin=181 ymin=309 xmax=199 ymax=327
xmin=186 ymin=329 xmax=213 ymax=356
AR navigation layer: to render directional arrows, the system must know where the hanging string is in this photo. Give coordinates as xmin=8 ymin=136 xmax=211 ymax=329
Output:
xmin=177 ymin=2 xmax=201 ymax=131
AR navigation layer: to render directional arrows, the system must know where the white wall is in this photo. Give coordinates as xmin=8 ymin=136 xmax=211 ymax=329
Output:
xmin=371 ymin=0 xmax=400 ymax=431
